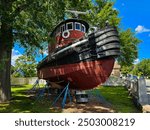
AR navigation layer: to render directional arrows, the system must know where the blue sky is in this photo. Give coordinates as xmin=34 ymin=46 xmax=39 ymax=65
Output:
xmin=114 ymin=0 xmax=150 ymax=63
xmin=12 ymin=0 xmax=150 ymax=65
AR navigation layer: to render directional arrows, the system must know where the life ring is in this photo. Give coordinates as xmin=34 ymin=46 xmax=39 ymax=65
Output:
xmin=62 ymin=30 xmax=70 ymax=39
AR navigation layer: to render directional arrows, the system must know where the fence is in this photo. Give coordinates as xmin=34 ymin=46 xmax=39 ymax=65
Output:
xmin=11 ymin=77 xmax=46 ymax=85
xmin=103 ymin=75 xmax=150 ymax=112
xmin=102 ymin=76 xmax=125 ymax=86
xmin=125 ymin=75 xmax=150 ymax=107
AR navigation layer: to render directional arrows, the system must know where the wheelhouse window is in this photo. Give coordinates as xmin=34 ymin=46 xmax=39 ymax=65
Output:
xmin=81 ymin=24 xmax=86 ymax=32
xmin=75 ymin=22 xmax=81 ymax=31
xmin=67 ymin=22 xmax=73 ymax=30
xmin=61 ymin=24 xmax=66 ymax=32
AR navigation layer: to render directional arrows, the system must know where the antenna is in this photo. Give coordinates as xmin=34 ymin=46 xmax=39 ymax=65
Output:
xmin=65 ymin=10 xmax=90 ymax=18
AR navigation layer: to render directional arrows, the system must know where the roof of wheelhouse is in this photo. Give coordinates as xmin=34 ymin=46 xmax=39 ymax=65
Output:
xmin=50 ymin=19 xmax=89 ymax=37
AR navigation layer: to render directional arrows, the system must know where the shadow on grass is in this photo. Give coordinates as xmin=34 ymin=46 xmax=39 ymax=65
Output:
xmin=0 ymin=85 xmax=61 ymax=113
xmin=0 ymin=96 xmax=62 ymax=113
xmin=0 ymin=85 xmax=141 ymax=113
xmin=98 ymin=86 xmax=141 ymax=113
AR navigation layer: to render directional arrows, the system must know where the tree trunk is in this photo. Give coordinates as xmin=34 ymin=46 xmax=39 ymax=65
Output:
xmin=0 ymin=49 xmax=12 ymax=103
xmin=0 ymin=0 xmax=13 ymax=103
xmin=0 ymin=24 xmax=13 ymax=102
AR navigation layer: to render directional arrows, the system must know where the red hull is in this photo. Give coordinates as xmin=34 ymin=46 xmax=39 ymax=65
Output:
xmin=38 ymin=57 xmax=115 ymax=90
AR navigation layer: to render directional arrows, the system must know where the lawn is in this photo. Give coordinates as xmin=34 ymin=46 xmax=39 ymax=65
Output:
xmin=0 ymin=85 xmax=140 ymax=113
xmin=98 ymin=86 xmax=140 ymax=113
xmin=0 ymin=85 xmax=61 ymax=113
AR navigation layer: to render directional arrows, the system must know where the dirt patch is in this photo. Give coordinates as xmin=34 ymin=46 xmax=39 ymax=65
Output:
xmin=49 ymin=94 xmax=115 ymax=113
xmin=29 ymin=88 xmax=115 ymax=113
xmin=62 ymin=103 xmax=114 ymax=113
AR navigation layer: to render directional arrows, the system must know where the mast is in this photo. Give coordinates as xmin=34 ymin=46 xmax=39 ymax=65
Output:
xmin=65 ymin=10 xmax=89 ymax=18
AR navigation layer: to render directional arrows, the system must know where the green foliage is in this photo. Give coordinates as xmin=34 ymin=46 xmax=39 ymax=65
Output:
xmin=65 ymin=0 xmax=140 ymax=66
xmin=88 ymin=1 xmax=140 ymax=67
xmin=91 ymin=2 xmax=120 ymax=28
xmin=118 ymin=29 xmax=141 ymax=66
xmin=0 ymin=0 xmax=142 ymax=102
xmin=65 ymin=0 xmax=120 ymax=28
xmin=121 ymin=59 xmax=150 ymax=78
xmin=132 ymin=59 xmax=150 ymax=78
xmin=121 ymin=65 xmax=134 ymax=75
xmin=12 ymin=55 xmax=37 ymax=77
xmin=1 ymin=0 xmax=65 ymax=52
xmin=11 ymin=65 xmax=15 ymax=74
xmin=0 ymin=0 xmax=141 ymax=67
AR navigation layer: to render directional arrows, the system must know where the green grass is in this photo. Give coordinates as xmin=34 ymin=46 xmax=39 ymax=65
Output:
xmin=0 ymin=85 xmax=61 ymax=113
xmin=97 ymin=86 xmax=141 ymax=113
xmin=0 ymin=85 xmax=141 ymax=113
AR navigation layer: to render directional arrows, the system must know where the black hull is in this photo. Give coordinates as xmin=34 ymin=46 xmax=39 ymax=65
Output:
xmin=37 ymin=27 xmax=120 ymax=70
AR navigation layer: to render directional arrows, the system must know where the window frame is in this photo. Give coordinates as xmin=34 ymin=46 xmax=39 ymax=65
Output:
xmin=61 ymin=24 xmax=66 ymax=32
xmin=81 ymin=24 xmax=86 ymax=32
xmin=75 ymin=22 xmax=81 ymax=31
xmin=66 ymin=22 xmax=73 ymax=30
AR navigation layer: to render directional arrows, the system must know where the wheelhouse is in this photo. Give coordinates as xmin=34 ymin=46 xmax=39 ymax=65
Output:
xmin=48 ymin=19 xmax=89 ymax=53
xmin=51 ymin=19 xmax=89 ymax=37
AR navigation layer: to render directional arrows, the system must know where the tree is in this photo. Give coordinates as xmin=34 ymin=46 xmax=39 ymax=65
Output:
xmin=65 ymin=0 xmax=120 ymax=28
xmin=132 ymin=59 xmax=150 ymax=78
xmin=0 ymin=0 xmax=141 ymax=102
xmin=64 ymin=0 xmax=140 ymax=66
xmin=120 ymin=65 xmax=134 ymax=75
xmin=12 ymin=55 xmax=37 ymax=77
xmin=0 ymin=0 xmax=65 ymax=102
xmin=118 ymin=29 xmax=141 ymax=67
xmin=11 ymin=65 xmax=15 ymax=74
xmin=87 ymin=2 xmax=140 ymax=67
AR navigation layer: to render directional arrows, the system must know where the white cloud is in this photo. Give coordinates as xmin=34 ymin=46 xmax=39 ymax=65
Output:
xmin=135 ymin=25 xmax=150 ymax=33
xmin=113 ymin=8 xmax=118 ymax=11
xmin=133 ymin=58 xmax=140 ymax=64
xmin=11 ymin=49 xmax=22 ymax=65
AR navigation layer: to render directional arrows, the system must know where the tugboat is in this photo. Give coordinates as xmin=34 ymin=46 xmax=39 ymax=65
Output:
xmin=37 ymin=11 xmax=120 ymax=90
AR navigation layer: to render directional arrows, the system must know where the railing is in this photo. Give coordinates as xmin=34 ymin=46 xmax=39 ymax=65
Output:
xmin=102 ymin=76 xmax=125 ymax=86
xmin=124 ymin=75 xmax=149 ymax=107
xmin=103 ymin=75 xmax=150 ymax=112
